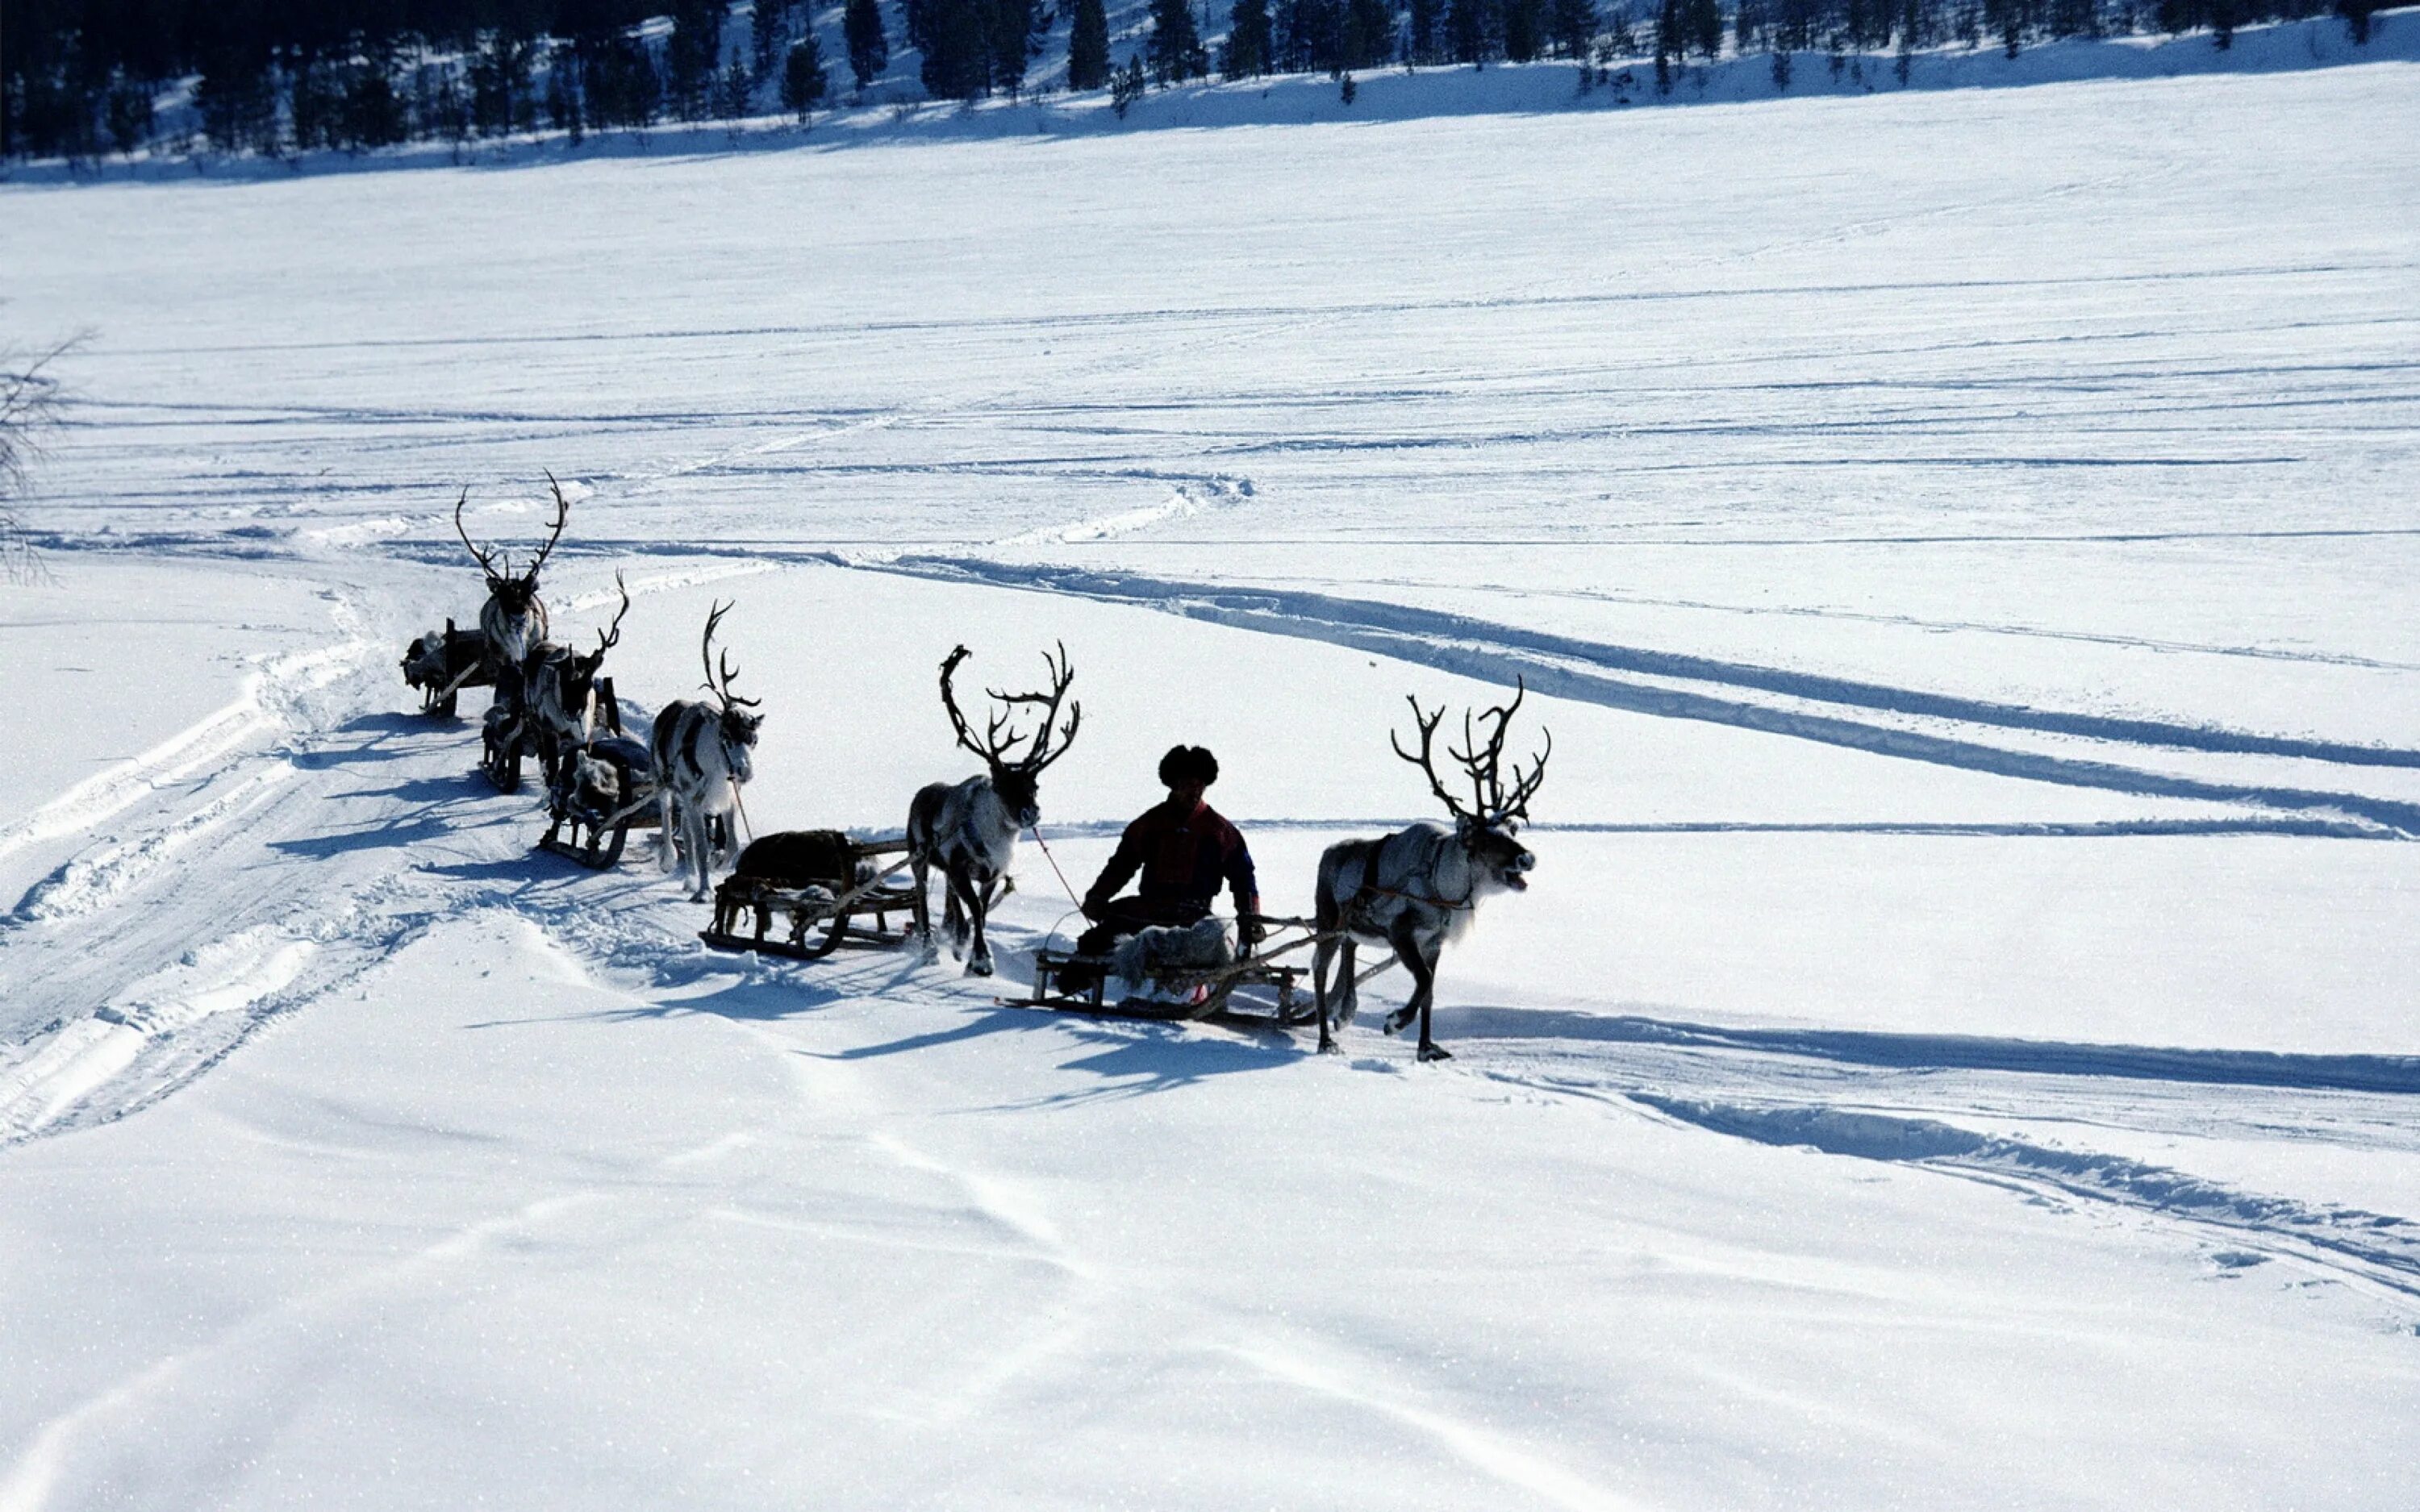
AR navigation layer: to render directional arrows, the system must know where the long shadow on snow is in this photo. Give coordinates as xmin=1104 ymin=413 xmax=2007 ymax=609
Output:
xmin=1434 ymin=1005 xmax=2420 ymax=1096
xmin=884 ymin=557 xmax=2420 ymax=835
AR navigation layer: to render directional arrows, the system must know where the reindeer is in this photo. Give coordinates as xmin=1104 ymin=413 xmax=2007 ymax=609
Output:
xmin=907 ymin=644 xmax=1079 ymax=977
xmin=451 ymin=474 xmax=570 ymax=695
xmin=652 ymin=602 xmax=763 ymax=902
xmin=1311 ymin=681 xmax=1549 ymax=1061
xmin=527 ymin=573 xmax=630 ymax=795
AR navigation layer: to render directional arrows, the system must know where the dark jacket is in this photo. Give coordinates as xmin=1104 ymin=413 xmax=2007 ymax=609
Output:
xmin=1086 ymin=799 xmax=1258 ymax=918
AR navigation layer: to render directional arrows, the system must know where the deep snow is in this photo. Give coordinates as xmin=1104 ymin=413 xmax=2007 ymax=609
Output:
xmin=3 ymin=55 xmax=2418 ymax=1511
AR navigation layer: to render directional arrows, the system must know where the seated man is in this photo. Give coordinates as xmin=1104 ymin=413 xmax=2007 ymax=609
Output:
xmin=1066 ymin=744 xmax=1261 ymax=987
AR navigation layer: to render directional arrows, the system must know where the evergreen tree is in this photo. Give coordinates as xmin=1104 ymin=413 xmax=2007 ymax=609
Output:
xmin=2337 ymin=0 xmax=2375 ymax=42
xmin=847 ymin=0 xmax=893 ymax=87
xmin=1149 ymin=0 xmax=1212 ymax=81
xmin=544 ymin=44 xmax=586 ymax=143
xmin=104 ymin=72 xmax=155 ymax=156
xmin=1550 ymin=0 xmax=1597 ymax=55
xmin=1652 ymin=0 xmax=1678 ymax=87
xmin=1071 ymin=0 xmax=1116 ymax=85
xmin=1407 ymin=0 xmax=1444 ymax=61
xmin=1446 ymin=0 xmax=1496 ymax=62
xmin=1504 ymin=0 xmax=1545 ymax=56
xmin=987 ymin=0 xmax=1048 ymax=96
xmin=919 ymin=0 xmax=992 ymax=98
xmin=196 ymin=49 xmax=277 ymax=154
xmin=666 ymin=0 xmax=726 ymax=119
xmin=1685 ymin=0 xmax=1723 ymax=55
xmin=343 ymin=48 xmax=410 ymax=149
xmin=782 ymin=33 xmax=831 ymax=116
xmin=1223 ymin=0 xmax=1275 ymax=75
xmin=1343 ymin=0 xmax=1396 ymax=66
xmin=583 ymin=33 xmax=662 ymax=128
xmin=1110 ymin=52 xmax=1148 ymax=113
xmin=754 ymin=0 xmax=794 ymax=76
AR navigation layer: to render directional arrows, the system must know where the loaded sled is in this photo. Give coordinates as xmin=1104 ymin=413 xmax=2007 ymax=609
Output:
xmin=401 ymin=620 xmax=492 ymax=718
xmin=700 ymin=830 xmax=921 ymax=960
xmin=536 ymin=726 xmax=660 ymax=868
xmin=1025 ymin=914 xmax=1314 ymax=1029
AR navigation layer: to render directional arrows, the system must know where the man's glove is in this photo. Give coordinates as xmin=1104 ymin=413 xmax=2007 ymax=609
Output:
xmin=1236 ymin=915 xmax=1265 ymax=953
xmin=1081 ymin=897 xmax=1108 ymax=923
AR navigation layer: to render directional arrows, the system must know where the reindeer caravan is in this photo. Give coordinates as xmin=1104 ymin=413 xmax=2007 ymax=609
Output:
xmin=403 ymin=481 xmax=1548 ymax=1059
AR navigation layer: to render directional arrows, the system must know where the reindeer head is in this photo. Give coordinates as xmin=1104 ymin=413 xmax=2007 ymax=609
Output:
xmin=454 ymin=474 xmax=570 ymax=618
xmin=1392 ymin=678 xmax=1550 ymax=893
xmin=937 ymin=642 xmax=1080 ymax=829
xmin=699 ymin=599 xmax=762 ymax=781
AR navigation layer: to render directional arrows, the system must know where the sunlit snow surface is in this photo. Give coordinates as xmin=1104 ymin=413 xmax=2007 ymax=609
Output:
xmin=3 ymin=56 xmax=2419 ymax=1510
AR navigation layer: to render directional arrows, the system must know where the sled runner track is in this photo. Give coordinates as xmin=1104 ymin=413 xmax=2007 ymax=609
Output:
xmin=1634 ymin=1095 xmax=2420 ymax=1301
xmin=867 ymin=556 xmax=2420 ymax=835
xmin=1434 ymin=1008 xmax=2420 ymax=1096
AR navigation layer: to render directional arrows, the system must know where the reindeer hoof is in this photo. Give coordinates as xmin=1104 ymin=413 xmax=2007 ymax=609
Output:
xmin=1383 ymin=1007 xmax=1415 ymax=1036
xmin=965 ymin=958 xmax=994 ymax=978
xmin=1317 ymin=1039 xmax=1341 ymax=1056
xmin=1417 ymin=1041 xmax=1453 ymax=1063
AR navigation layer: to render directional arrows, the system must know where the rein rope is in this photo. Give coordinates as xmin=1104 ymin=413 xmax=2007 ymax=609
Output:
xmin=1028 ymin=827 xmax=1084 ymax=909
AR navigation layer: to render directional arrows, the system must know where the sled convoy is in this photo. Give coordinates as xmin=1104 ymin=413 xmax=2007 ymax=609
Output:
xmin=405 ymin=482 xmax=1548 ymax=1061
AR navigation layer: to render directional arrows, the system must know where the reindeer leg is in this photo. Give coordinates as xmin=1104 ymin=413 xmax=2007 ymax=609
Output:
xmin=1335 ymin=937 xmax=1359 ymax=1027
xmin=941 ymin=868 xmax=969 ymax=960
xmin=1401 ymin=924 xmax=1450 ymax=1062
xmin=1312 ymin=936 xmax=1341 ymax=1054
xmin=1382 ymin=918 xmax=1434 ymax=1044
xmin=957 ymin=870 xmax=994 ymax=977
xmin=657 ymin=791 xmax=678 ymax=873
xmin=686 ymin=809 xmax=713 ymax=902
xmin=909 ymin=854 xmax=937 ymax=956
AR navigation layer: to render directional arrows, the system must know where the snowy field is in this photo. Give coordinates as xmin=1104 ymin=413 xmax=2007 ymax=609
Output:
xmin=4 ymin=57 xmax=2420 ymax=1509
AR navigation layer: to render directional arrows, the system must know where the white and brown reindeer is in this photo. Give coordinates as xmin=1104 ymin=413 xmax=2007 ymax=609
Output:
xmin=907 ymin=644 xmax=1079 ymax=977
xmin=527 ymin=573 xmax=630 ymax=794
xmin=652 ymin=602 xmax=763 ymax=902
xmin=1312 ymin=681 xmax=1550 ymax=1061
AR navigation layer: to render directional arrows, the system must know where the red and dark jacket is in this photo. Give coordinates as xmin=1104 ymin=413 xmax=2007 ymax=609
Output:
xmin=1086 ymin=800 xmax=1258 ymax=918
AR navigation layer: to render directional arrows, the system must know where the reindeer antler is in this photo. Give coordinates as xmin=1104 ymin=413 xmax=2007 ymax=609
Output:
xmin=699 ymin=600 xmax=760 ymax=710
xmin=1392 ymin=696 xmax=1469 ymax=823
xmin=453 ymin=488 xmax=505 ymax=586
xmin=522 ymin=472 xmax=571 ymax=584
xmin=593 ymin=571 xmax=629 ymax=657
xmin=939 ymin=643 xmax=1082 ymax=773
xmin=1393 ymin=679 xmax=1550 ymax=831
xmin=991 ymin=641 xmax=1081 ymax=773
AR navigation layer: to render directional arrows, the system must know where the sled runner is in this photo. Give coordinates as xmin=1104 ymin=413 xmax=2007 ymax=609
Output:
xmin=699 ymin=831 xmax=920 ymax=961
xmin=536 ymin=723 xmax=659 ymax=869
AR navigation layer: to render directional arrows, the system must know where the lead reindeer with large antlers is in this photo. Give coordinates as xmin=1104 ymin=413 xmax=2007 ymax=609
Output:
xmin=453 ymin=473 xmax=571 ymax=685
xmin=1311 ymin=680 xmax=1550 ymax=1060
xmin=907 ymin=644 xmax=1080 ymax=977
xmin=652 ymin=602 xmax=764 ymax=902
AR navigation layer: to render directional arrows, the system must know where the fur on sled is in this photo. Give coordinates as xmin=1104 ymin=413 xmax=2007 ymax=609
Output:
xmin=1111 ymin=917 xmax=1233 ymax=988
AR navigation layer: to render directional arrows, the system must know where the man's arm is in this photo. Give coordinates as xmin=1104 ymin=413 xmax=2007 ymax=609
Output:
xmin=1083 ymin=820 xmax=1146 ymax=918
xmin=1225 ymin=826 xmax=1262 ymax=941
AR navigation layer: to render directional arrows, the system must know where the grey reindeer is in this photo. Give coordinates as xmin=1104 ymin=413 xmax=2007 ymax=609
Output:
xmin=527 ymin=572 xmax=629 ymax=793
xmin=652 ymin=602 xmax=762 ymax=902
xmin=1312 ymin=681 xmax=1550 ymax=1061
xmin=907 ymin=644 xmax=1079 ymax=977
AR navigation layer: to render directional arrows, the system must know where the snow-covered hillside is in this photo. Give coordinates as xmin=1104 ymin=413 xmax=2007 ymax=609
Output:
xmin=3 ymin=56 xmax=2418 ymax=1510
